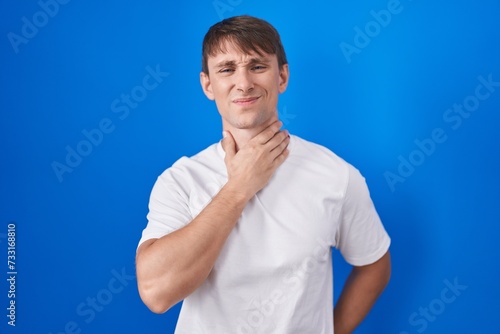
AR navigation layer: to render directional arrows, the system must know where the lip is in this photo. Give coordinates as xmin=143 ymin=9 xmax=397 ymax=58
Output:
xmin=232 ymin=96 xmax=260 ymax=106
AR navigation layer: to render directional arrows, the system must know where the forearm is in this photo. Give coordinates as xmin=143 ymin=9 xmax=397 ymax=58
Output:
xmin=136 ymin=183 xmax=249 ymax=313
xmin=136 ymin=122 xmax=289 ymax=314
xmin=334 ymin=251 xmax=391 ymax=334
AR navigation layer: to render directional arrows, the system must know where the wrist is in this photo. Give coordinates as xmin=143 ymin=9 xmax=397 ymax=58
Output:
xmin=220 ymin=181 xmax=253 ymax=206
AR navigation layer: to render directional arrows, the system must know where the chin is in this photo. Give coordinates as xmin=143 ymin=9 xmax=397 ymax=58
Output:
xmin=226 ymin=110 xmax=275 ymax=129
xmin=232 ymin=115 xmax=272 ymax=130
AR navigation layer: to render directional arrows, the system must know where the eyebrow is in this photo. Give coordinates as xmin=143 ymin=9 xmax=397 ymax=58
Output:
xmin=214 ymin=57 xmax=272 ymax=69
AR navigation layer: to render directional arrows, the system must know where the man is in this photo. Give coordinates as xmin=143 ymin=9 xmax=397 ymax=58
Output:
xmin=136 ymin=15 xmax=391 ymax=334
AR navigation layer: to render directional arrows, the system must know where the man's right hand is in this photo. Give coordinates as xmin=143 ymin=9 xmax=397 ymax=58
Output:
xmin=221 ymin=120 xmax=290 ymax=202
xmin=137 ymin=120 xmax=290 ymax=314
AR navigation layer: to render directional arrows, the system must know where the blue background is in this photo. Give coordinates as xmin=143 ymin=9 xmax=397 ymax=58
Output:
xmin=1 ymin=0 xmax=499 ymax=333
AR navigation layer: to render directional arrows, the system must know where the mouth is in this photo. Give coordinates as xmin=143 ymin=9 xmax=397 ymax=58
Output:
xmin=232 ymin=96 xmax=260 ymax=106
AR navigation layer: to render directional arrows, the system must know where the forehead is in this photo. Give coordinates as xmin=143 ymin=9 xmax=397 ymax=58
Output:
xmin=206 ymin=40 xmax=277 ymax=67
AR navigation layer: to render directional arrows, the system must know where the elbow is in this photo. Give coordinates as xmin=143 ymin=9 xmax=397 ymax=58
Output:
xmin=137 ymin=282 xmax=174 ymax=314
xmin=146 ymin=300 xmax=171 ymax=315
xmin=136 ymin=241 xmax=176 ymax=314
xmin=136 ymin=266 xmax=176 ymax=314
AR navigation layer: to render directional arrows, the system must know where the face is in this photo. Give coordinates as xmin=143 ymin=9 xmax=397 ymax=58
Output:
xmin=200 ymin=41 xmax=289 ymax=131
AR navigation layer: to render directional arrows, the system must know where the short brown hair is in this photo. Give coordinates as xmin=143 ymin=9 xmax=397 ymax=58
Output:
xmin=201 ymin=15 xmax=288 ymax=74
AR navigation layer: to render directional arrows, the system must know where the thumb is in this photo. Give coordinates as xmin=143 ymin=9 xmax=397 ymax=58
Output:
xmin=221 ymin=131 xmax=236 ymax=159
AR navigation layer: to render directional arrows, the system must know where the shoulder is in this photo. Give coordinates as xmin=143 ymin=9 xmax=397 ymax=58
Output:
xmin=156 ymin=141 xmax=223 ymax=185
xmin=288 ymin=135 xmax=363 ymax=194
xmin=291 ymin=134 xmax=343 ymax=158
xmin=290 ymin=134 xmax=352 ymax=172
xmin=168 ymin=141 xmax=221 ymax=170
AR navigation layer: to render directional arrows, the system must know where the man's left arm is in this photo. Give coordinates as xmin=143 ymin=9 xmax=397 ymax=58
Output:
xmin=333 ymin=250 xmax=391 ymax=334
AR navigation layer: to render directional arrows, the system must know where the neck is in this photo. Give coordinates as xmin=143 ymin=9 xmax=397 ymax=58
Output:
xmin=223 ymin=116 xmax=279 ymax=151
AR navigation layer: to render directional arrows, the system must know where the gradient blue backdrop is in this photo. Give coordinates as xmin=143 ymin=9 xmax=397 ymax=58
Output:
xmin=1 ymin=0 xmax=499 ymax=333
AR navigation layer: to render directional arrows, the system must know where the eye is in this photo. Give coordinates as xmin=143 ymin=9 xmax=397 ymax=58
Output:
xmin=252 ymin=65 xmax=267 ymax=71
xmin=218 ymin=68 xmax=234 ymax=74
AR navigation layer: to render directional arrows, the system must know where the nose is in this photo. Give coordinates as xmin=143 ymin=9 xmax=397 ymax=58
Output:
xmin=235 ymin=69 xmax=254 ymax=93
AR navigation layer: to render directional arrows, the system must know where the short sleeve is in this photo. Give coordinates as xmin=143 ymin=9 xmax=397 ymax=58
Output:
xmin=335 ymin=164 xmax=391 ymax=266
xmin=137 ymin=169 xmax=192 ymax=249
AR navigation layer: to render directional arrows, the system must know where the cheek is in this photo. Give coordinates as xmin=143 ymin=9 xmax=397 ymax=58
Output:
xmin=212 ymin=82 xmax=232 ymax=100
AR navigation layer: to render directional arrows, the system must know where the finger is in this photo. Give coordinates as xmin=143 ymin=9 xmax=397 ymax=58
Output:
xmin=253 ymin=120 xmax=283 ymax=145
xmin=273 ymin=147 xmax=289 ymax=167
xmin=266 ymin=129 xmax=289 ymax=152
xmin=269 ymin=132 xmax=290 ymax=160
xmin=221 ymin=131 xmax=236 ymax=160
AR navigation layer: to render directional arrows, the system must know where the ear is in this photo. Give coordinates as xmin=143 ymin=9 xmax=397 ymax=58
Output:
xmin=200 ymin=71 xmax=215 ymax=100
xmin=278 ymin=64 xmax=289 ymax=94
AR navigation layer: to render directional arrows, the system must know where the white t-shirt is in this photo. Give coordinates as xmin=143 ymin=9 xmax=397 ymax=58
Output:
xmin=138 ymin=135 xmax=390 ymax=334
